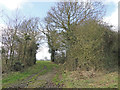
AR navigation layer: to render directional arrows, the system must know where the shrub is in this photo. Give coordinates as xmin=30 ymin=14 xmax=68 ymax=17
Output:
xmin=12 ymin=62 xmax=24 ymax=71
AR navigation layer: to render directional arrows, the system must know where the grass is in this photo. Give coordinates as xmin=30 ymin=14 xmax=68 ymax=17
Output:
xmin=2 ymin=60 xmax=118 ymax=88
xmin=61 ymin=70 xmax=118 ymax=88
xmin=51 ymin=65 xmax=118 ymax=88
xmin=52 ymin=74 xmax=64 ymax=86
xmin=2 ymin=61 xmax=58 ymax=88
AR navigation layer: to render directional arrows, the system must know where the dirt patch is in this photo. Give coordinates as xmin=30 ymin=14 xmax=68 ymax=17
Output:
xmin=41 ymin=81 xmax=64 ymax=88
xmin=26 ymin=67 xmax=58 ymax=88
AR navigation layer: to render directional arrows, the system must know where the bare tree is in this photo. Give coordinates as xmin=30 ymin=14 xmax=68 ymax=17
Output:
xmin=44 ymin=1 xmax=105 ymax=62
xmin=45 ymin=1 xmax=105 ymax=31
xmin=2 ymin=10 xmax=24 ymax=69
xmin=2 ymin=10 xmax=43 ymax=72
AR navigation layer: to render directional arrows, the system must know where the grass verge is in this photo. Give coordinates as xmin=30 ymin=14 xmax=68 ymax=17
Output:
xmin=61 ymin=70 xmax=118 ymax=88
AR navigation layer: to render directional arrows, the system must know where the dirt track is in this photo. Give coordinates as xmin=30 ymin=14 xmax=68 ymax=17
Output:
xmin=6 ymin=66 xmax=63 ymax=88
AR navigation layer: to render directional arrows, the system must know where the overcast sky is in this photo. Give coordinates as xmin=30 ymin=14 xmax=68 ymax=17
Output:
xmin=0 ymin=0 xmax=119 ymax=60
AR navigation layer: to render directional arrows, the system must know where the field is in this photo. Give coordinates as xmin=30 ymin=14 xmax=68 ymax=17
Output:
xmin=2 ymin=61 xmax=118 ymax=88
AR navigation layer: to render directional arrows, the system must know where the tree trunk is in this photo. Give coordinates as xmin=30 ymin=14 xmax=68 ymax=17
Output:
xmin=51 ymin=49 xmax=55 ymax=62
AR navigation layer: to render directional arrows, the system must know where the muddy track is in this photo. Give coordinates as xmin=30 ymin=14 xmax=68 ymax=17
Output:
xmin=41 ymin=81 xmax=64 ymax=88
xmin=26 ymin=67 xmax=64 ymax=88
xmin=4 ymin=66 xmax=64 ymax=89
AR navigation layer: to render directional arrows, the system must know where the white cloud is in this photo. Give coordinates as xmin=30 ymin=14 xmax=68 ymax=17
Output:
xmin=103 ymin=7 xmax=118 ymax=31
xmin=0 ymin=0 xmax=27 ymax=10
xmin=0 ymin=41 xmax=1 ymax=46
xmin=0 ymin=24 xmax=4 ymax=47
xmin=0 ymin=24 xmax=5 ymax=29
xmin=36 ymin=44 xmax=51 ymax=60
